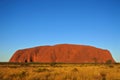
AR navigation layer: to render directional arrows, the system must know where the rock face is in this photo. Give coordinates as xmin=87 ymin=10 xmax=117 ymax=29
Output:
xmin=9 ymin=44 xmax=115 ymax=63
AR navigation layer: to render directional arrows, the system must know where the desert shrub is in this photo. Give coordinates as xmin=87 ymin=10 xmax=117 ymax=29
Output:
xmin=94 ymin=75 xmax=101 ymax=80
xmin=100 ymin=72 xmax=107 ymax=80
xmin=31 ymin=73 xmax=51 ymax=80
xmin=63 ymin=72 xmax=78 ymax=80
xmin=108 ymin=65 xmax=114 ymax=68
xmin=50 ymin=62 xmax=56 ymax=67
xmin=19 ymin=71 xmax=27 ymax=78
xmin=118 ymin=66 xmax=120 ymax=69
xmin=71 ymin=68 xmax=79 ymax=72
xmin=35 ymin=68 xmax=51 ymax=72
xmin=8 ymin=71 xmax=27 ymax=80
xmin=45 ymin=73 xmax=51 ymax=80
xmin=63 ymin=74 xmax=72 ymax=80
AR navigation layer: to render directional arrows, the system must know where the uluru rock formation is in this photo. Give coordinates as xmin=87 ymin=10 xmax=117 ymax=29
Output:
xmin=9 ymin=44 xmax=115 ymax=63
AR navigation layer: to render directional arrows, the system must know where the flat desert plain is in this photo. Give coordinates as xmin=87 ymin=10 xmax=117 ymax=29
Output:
xmin=0 ymin=63 xmax=120 ymax=80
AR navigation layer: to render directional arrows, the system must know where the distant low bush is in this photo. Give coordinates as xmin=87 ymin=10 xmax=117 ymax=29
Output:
xmin=50 ymin=62 xmax=56 ymax=67
xmin=106 ymin=60 xmax=112 ymax=64
xmin=108 ymin=65 xmax=114 ymax=68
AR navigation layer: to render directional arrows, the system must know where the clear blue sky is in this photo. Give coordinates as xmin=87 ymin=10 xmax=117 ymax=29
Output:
xmin=0 ymin=0 xmax=120 ymax=62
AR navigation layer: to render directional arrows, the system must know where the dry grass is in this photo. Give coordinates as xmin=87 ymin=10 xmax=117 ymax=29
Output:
xmin=0 ymin=63 xmax=120 ymax=80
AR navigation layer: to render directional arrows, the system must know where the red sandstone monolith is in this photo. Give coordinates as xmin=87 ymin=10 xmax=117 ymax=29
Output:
xmin=9 ymin=44 xmax=115 ymax=63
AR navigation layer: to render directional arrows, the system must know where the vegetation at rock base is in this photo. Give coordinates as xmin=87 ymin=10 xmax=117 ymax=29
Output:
xmin=0 ymin=63 xmax=120 ymax=80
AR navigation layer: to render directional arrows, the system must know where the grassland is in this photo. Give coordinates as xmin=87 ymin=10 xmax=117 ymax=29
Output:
xmin=0 ymin=63 xmax=120 ymax=80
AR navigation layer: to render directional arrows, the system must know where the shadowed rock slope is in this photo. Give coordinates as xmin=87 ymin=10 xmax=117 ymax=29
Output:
xmin=9 ymin=44 xmax=115 ymax=63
